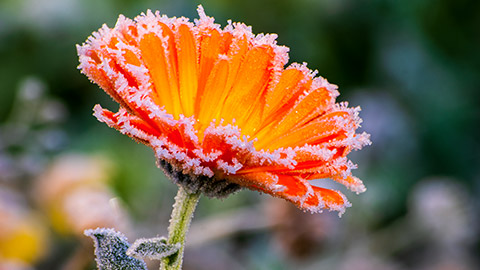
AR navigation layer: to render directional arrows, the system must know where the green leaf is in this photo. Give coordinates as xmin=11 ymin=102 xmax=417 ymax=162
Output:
xmin=127 ymin=237 xmax=181 ymax=260
xmin=84 ymin=228 xmax=147 ymax=270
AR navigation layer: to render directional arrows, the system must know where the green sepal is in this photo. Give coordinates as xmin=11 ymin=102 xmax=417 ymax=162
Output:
xmin=127 ymin=237 xmax=181 ymax=260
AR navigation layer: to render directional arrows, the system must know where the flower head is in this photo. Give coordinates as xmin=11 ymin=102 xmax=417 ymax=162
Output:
xmin=77 ymin=6 xmax=370 ymax=214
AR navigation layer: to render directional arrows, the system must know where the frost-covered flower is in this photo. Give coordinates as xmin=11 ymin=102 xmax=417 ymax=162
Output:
xmin=77 ymin=6 xmax=370 ymax=214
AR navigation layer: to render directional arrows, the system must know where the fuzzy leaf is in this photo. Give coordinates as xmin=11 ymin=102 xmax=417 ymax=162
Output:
xmin=84 ymin=228 xmax=147 ymax=270
xmin=127 ymin=236 xmax=181 ymax=260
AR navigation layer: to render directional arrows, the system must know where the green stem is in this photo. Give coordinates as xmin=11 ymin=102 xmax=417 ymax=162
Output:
xmin=161 ymin=187 xmax=200 ymax=270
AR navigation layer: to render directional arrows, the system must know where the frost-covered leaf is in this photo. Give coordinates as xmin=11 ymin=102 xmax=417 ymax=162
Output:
xmin=127 ymin=236 xmax=181 ymax=260
xmin=84 ymin=228 xmax=147 ymax=270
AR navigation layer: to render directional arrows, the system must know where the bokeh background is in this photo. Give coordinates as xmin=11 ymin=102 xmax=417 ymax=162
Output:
xmin=1 ymin=0 xmax=479 ymax=269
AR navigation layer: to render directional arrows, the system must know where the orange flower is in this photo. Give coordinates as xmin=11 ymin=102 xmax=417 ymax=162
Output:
xmin=77 ymin=6 xmax=370 ymax=214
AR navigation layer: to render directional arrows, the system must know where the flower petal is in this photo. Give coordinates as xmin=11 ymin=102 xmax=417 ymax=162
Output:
xmin=176 ymin=23 xmax=199 ymax=117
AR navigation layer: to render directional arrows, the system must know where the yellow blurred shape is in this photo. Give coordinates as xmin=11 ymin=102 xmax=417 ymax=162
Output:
xmin=0 ymin=187 xmax=49 ymax=264
xmin=0 ymin=220 xmax=46 ymax=263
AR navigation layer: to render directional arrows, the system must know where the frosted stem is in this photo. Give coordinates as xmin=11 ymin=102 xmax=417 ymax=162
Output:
xmin=161 ymin=186 xmax=200 ymax=270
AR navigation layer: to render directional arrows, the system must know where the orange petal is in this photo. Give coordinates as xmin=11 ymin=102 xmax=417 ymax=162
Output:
xmin=79 ymin=50 xmax=118 ymax=104
xmin=122 ymin=49 xmax=141 ymax=66
xmin=312 ymin=186 xmax=350 ymax=213
xmin=176 ymin=24 xmax=198 ymax=117
xmin=220 ymin=45 xmax=274 ymax=128
xmin=261 ymin=86 xmax=334 ymax=145
xmin=119 ymin=24 xmax=139 ymax=46
xmin=275 ymin=174 xmax=309 ymax=199
xmin=264 ymin=68 xmax=308 ymax=118
xmin=82 ymin=44 xmax=160 ymax=128
xmin=261 ymin=110 xmax=350 ymax=150
xmin=228 ymin=172 xmax=280 ymax=192
xmin=139 ymin=33 xmax=174 ymax=113
xmin=331 ymin=175 xmax=366 ymax=194
xmin=196 ymin=58 xmax=230 ymax=131
xmin=195 ymin=29 xmax=222 ymax=116
xmin=158 ymin=22 xmax=180 ymax=87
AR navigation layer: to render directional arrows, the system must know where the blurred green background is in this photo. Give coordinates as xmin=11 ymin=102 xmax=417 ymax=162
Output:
xmin=0 ymin=0 xmax=479 ymax=269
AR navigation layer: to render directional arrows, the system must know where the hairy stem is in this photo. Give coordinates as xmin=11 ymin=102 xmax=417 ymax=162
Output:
xmin=161 ymin=187 xmax=200 ymax=270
